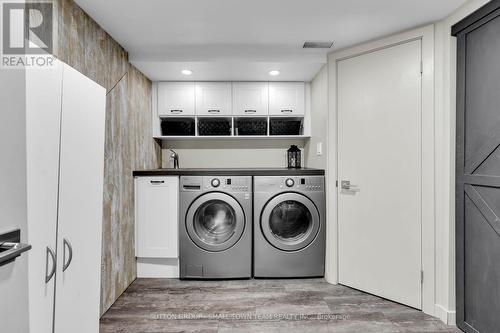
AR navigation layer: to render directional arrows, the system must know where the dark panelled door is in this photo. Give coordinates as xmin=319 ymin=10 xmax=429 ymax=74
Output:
xmin=453 ymin=2 xmax=500 ymax=332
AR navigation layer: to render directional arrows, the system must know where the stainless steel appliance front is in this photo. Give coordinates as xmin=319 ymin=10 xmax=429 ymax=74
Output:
xmin=179 ymin=176 xmax=252 ymax=279
xmin=254 ymin=176 xmax=326 ymax=277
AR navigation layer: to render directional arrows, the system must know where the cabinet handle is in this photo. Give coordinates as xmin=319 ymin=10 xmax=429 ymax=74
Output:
xmin=45 ymin=247 xmax=56 ymax=283
xmin=170 ymin=110 xmax=183 ymax=113
xmin=150 ymin=180 xmax=165 ymax=184
xmin=244 ymin=110 xmax=257 ymax=113
xmin=208 ymin=110 xmax=220 ymax=113
xmin=281 ymin=109 xmax=293 ymax=113
xmin=62 ymin=238 xmax=73 ymax=272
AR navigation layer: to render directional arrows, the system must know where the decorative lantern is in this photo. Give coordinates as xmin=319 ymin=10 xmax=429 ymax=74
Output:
xmin=287 ymin=145 xmax=302 ymax=169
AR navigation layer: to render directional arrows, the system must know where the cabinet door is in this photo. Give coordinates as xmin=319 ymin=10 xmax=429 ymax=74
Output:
xmin=136 ymin=177 xmax=179 ymax=258
xmin=195 ymin=82 xmax=232 ymax=116
xmin=269 ymin=82 xmax=305 ymax=115
xmin=26 ymin=63 xmax=63 ymax=333
xmin=232 ymin=82 xmax=269 ymax=116
xmin=54 ymin=64 xmax=106 ymax=333
xmin=158 ymin=82 xmax=195 ymax=116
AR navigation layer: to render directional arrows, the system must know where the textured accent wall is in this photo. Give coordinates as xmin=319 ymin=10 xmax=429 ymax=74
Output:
xmin=53 ymin=0 xmax=161 ymax=314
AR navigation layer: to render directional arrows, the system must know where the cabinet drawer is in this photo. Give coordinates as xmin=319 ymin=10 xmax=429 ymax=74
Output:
xmin=195 ymin=82 xmax=232 ymax=116
xmin=135 ymin=177 xmax=179 ymax=258
xmin=232 ymin=82 xmax=269 ymax=116
xmin=158 ymin=82 xmax=195 ymax=116
xmin=269 ymin=82 xmax=305 ymax=116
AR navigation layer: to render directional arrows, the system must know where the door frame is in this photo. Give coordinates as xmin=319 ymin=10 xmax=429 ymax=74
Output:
xmin=326 ymin=25 xmax=436 ymax=316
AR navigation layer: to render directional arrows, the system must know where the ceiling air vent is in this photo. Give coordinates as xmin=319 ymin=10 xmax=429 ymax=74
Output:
xmin=303 ymin=41 xmax=334 ymax=49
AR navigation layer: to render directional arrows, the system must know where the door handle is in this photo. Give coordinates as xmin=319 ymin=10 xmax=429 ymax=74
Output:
xmin=0 ymin=229 xmax=31 ymax=267
xmin=170 ymin=109 xmax=183 ymax=113
xmin=208 ymin=109 xmax=220 ymax=113
xmin=244 ymin=110 xmax=257 ymax=113
xmin=281 ymin=109 xmax=293 ymax=113
xmin=62 ymin=238 xmax=73 ymax=272
xmin=341 ymin=180 xmax=359 ymax=191
xmin=45 ymin=247 xmax=56 ymax=283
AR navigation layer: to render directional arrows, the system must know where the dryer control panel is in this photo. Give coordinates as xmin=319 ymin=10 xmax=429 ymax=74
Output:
xmin=254 ymin=176 xmax=325 ymax=192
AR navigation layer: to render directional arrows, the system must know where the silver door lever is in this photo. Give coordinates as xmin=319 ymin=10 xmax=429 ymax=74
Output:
xmin=341 ymin=180 xmax=359 ymax=190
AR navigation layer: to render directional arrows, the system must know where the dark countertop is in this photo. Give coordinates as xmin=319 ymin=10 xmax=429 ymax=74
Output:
xmin=133 ymin=168 xmax=325 ymax=177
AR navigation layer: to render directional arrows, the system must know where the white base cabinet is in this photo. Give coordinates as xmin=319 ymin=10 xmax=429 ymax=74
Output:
xmin=135 ymin=176 xmax=179 ymax=277
xmin=26 ymin=60 xmax=106 ymax=333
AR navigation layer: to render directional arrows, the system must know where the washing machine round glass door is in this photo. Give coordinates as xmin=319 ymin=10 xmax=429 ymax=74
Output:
xmin=261 ymin=193 xmax=320 ymax=251
xmin=186 ymin=192 xmax=245 ymax=252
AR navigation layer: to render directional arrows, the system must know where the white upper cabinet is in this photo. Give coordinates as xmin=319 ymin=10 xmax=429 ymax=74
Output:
xmin=158 ymin=82 xmax=195 ymax=116
xmin=269 ymin=82 xmax=305 ymax=116
xmin=195 ymin=82 xmax=232 ymax=116
xmin=232 ymin=82 xmax=269 ymax=116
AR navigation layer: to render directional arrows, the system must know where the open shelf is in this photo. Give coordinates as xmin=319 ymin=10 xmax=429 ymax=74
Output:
xmin=154 ymin=135 xmax=311 ymax=141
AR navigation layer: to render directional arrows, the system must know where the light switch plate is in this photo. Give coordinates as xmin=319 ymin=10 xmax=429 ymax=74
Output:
xmin=316 ymin=142 xmax=323 ymax=156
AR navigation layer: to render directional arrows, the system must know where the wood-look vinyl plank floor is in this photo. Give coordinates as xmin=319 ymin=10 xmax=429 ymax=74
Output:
xmin=100 ymin=278 xmax=461 ymax=333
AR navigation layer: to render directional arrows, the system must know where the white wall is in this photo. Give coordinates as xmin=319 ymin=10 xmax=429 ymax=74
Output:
xmin=433 ymin=0 xmax=491 ymax=324
xmin=162 ymin=139 xmax=306 ymax=168
xmin=0 ymin=65 xmax=30 ymax=331
xmin=304 ymin=65 xmax=328 ymax=169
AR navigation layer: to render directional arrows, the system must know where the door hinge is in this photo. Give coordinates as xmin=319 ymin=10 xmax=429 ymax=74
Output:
xmin=421 ymin=270 xmax=424 ymax=284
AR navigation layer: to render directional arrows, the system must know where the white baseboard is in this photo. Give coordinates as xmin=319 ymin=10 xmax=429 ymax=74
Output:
xmin=137 ymin=258 xmax=179 ymax=278
xmin=434 ymin=304 xmax=456 ymax=325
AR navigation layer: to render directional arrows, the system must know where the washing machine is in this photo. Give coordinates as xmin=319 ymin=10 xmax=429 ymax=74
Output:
xmin=179 ymin=175 xmax=252 ymax=279
xmin=254 ymin=175 xmax=325 ymax=277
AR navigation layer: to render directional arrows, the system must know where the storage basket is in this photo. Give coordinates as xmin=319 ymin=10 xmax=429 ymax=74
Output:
xmin=270 ymin=119 xmax=302 ymax=136
xmin=235 ymin=118 xmax=267 ymax=136
xmin=161 ymin=118 xmax=195 ymax=136
xmin=198 ymin=118 xmax=232 ymax=136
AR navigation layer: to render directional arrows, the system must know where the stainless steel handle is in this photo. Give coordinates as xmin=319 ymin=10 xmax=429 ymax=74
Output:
xmin=0 ymin=229 xmax=31 ymax=267
xmin=0 ymin=242 xmax=31 ymax=266
xmin=244 ymin=110 xmax=257 ymax=113
xmin=208 ymin=109 xmax=220 ymax=113
xmin=281 ymin=109 xmax=293 ymax=113
xmin=341 ymin=180 xmax=359 ymax=190
xmin=45 ymin=247 xmax=56 ymax=283
xmin=62 ymin=238 xmax=73 ymax=272
xmin=170 ymin=109 xmax=183 ymax=113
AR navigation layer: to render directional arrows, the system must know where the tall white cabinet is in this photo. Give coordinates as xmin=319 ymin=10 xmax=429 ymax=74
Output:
xmin=26 ymin=60 xmax=106 ymax=333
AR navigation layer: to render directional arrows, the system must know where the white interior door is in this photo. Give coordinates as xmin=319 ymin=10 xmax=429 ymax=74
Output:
xmin=26 ymin=62 xmax=63 ymax=333
xmin=337 ymin=39 xmax=423 ymax=309
xmin=54 ymin=64 xmax=106 ymax=333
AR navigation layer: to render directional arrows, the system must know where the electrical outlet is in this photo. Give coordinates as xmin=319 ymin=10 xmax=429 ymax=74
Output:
xmin=316 ymin=142 xmax=323 ymax=156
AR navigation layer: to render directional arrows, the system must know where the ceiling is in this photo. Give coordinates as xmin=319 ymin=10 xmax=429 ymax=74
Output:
xmin=75 ymin=0 xmax=466 ymax=82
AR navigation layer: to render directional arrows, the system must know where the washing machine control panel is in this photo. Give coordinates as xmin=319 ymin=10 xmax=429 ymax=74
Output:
xmin=203 ymin=177 xmax=252 ymax=192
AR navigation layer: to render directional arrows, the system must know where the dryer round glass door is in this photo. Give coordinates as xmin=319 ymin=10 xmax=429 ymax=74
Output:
xmin=261 ymin=193 xmax=320 ymax=251
xmin=186 ymin=192 xmax=245 ymax=252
